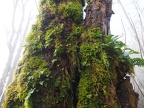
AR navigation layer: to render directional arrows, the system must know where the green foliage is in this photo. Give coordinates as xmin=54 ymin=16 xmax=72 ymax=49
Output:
xmin=77 ymin=63 xmax=112 ymax=107
xmin=58 ymin=2 xmax=83 ymax=23
xmin=2 ymin=79 xmax=23 ymax=108
xmin=2 ymin=56 xmax=51 ymax=108
xmin=23 ymin=23 xmax=44 ymax=56
xmin=24 ymin=98 xmax=33 ymax=108
xmin=45 ymin=24 xmax=64 ymax=47
xmin=78 ymin=28 xmax=114 ymax=107
xmin=78 ymin=28 xmax=143 ymax=107
xmin=39 ymin=0 xmax=47 ymax=6
xmin=18 ymin=56 xmax=51 ymax=92
xmin=72 ymin=25 xmax=84 ymax=37
xmin=132 ymin=58 xmax=144 ymax=67
xmin=54 ymin=77 xmax=61 ymax=87
xmin=102 ymin=34 xmax=144 ymax=72
xmin=39 ymin=0 xmax=56 ymax=14
xmin=25 ymin=88 xmax=35 ymax=101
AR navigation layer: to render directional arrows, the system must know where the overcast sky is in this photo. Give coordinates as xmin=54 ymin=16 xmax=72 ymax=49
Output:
xmin=0 ymin=1 xmax=12 ymax=79
xmin=0 ymin=0 xmax=39 ymax=79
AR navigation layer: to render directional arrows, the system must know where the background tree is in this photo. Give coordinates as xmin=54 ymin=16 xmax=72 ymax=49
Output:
xmin=0 ymin=0 xmax=38 ymax=105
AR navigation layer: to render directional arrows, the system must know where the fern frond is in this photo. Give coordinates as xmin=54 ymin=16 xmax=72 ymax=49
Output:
xmin=132 ymin=58 xmax=144 ymax=67
xmin=124 ymin=48 xmax=139 ymax=55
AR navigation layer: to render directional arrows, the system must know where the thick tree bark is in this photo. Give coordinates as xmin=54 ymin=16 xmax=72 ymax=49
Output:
xmin=85 ymin=0 xmax=113 ymax=35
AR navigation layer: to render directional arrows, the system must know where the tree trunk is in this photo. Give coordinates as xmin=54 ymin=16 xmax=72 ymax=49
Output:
xmin=85 ymin=0 xmax=113 ymax=35
xmin=2 ymin=0 xmax=83 ymax=107
xmin=2 ymin=0 xmax=139 ymax=108
xmin=84 ymin=0 xmax=138 ymax=107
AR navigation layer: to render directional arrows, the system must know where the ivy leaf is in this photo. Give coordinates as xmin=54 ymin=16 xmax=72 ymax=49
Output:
xmin=54 ymin=77 xmax=61 ymax=87
xmin=25 ymin=88 xmax=35 ymax=101
xmin=39 ymin=69 xmax=46 ymax=78
xmin=132 ymin=58 xmax=144 ymax=67
xmin=86 ymin=94 xmax=92 ymax=99
xmin=52 ymin=59 xmax=57 ymax=63
xmin=44 ymin=83 xmax=48 ymax=88
xmin=39 ymin=81 xmax=44 ymax=85
xmin=82 ymin=61 xmax=87 ymax=66
xmin=82 ymin=61 xmax=90 ymax=67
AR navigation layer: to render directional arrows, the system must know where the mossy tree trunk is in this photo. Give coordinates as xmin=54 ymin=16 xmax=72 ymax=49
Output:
xmin=2 ymin=0 xmax=139 ymax=108
xmin=83 ymin=0 xmax=138 ymax=107
xmin=39 ymin=0 xmax=83 ymax=107
xmin=76 ymin=0 xmax=119 ymax=107
xmin=2 ymin=0 xmax=84 ymax=108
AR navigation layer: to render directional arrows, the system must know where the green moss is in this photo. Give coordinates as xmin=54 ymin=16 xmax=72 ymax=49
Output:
xmin=39 ymin=0 xmax=56 ymax=14
xmin=18 ymin=56 xmax=50 ymax=92
xmin=78 ymin=29 xmax=113 ymax=107
xmin=24 ymin=23 xmax=44 ymax=57
xmin=77 ymin=28 xmax=141 ymax=107
xmin=24 ymin=98 xmax=33 ymax=108
xmin=72 ymin=24 xmax=84 ymax=37
xmin=77 ymin=63 xmax=113 ymax=107
xmin=3 ymin=56 xmax=51 ymax=108
xmin=45 ymin=24 xmax=64 ymax=48
xmin=2 ymin=79 xmax=22 ymax=108
xmin=58 ymin=2 xmax=83 ymax=24
xmin=54 ymin=77 xmax=61 ymax=87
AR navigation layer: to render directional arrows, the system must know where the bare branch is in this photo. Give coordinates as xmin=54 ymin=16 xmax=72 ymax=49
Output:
xmin=35 ymin=0 xmax=40 ymax=13
xmin=121 ymin=19 xmax=127 ymax=44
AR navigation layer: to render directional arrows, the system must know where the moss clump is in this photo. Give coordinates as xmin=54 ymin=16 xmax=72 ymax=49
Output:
xmin=2 ymin=56 xmax=51 ymax=108
xmin=39 ymin=0 xmax=56 ymax=14
xmin=72 ymin=24 xmax=84 ymax=37
xmin=17 ymin=56 xmax=50 ymax=99
xmin=58 ymin=1 xmax=83 ymax=24
xmin=45 ymin=24 xmax=64 ymax=48
xmin=77 ymin=28 xmax=143 ymax=107
xmin=77 ymin=28 xmax=115 ymax=107
xmin=77 ymin=63 xmax=112 ymax=108
xmin=2 ymin=79 xmax=22 ymax=108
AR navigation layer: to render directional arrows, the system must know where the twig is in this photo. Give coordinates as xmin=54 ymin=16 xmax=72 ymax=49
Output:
xmin=131 ymin=76 xmax=144 ymax=97
xmin=121 ymin=19 xmax=127 ymax=45
xmin=35 ymin=0 xmax=40 ymax=13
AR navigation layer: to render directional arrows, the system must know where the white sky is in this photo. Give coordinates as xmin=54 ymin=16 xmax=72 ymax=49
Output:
xmin=0 ymin=1 xmax=12 ymax=79
xmin=0 ymin=0 xmax=39 ymax=79
xmin=111 ymin=0 xmax=144 ymax=50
